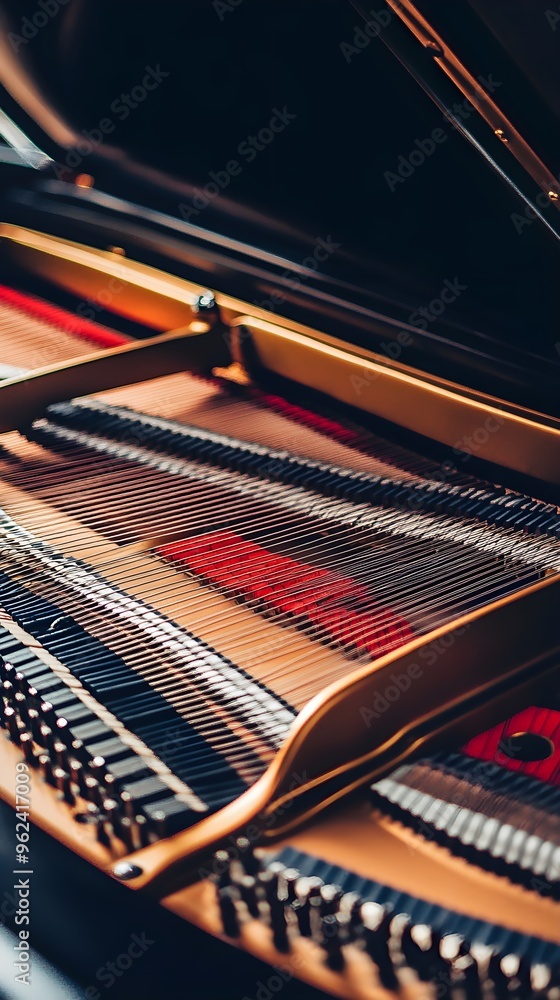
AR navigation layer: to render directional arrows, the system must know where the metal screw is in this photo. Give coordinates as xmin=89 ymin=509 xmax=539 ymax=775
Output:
xmin=195 ymin=291 xmax=216 ymax=312
xmin=113 ymin=861 xmax=144 ymax=881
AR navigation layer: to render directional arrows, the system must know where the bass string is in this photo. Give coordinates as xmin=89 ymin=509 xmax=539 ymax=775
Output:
xmin=3 ymin=492 xmax=548 ymax=712
xmin=3 ymin=390 xmax=552 ymax=572
xmin=9 ymin=539 xmax=539 ymax=683
xmin=2 ymin=435 xmax=550 ymax=630
xmin=3 ymin=464 xmax=538 ymax=644
xmin=101 ymin=372 xmax=470 ymax=485
xmin=0 ymin=314 xmax=434 ymax=489
xmin=2 ymin=557 xmax=539 ymax=765
xmin=0 ymin=302 xmax=495 ymax=492
xmin=3 ymin=432 xmax=552 ymax=576
xmin=0 ymin=302 xmax=111 ymax=367
xmin=110 ymin=378 xmax=424 ymax=484
xmin=0 ymin=320 xmax=548 ymax=720
xmin=0 ymin=484 xmax=552 ymax=736
xmin=3 ymin=516 xmax=548 ymax=712
xmin=2 ymin=360 xmax=556 ymax=656
xmin=5 ymin=481 xmax=550 ymax=634
xmin=0 ymin=568 xmax=288 ymax=761
xmin=4 ymin=453 xmax=509 ymax=599
xmin=16 ymin=396 xmax=558 ymax=550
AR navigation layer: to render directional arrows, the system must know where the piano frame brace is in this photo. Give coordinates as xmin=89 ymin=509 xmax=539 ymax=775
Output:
xmin=96 ymin=573 xmax=560 ymax=898
xmin=0 ymin=223 xmax=559 ymax=486
xmin=0 ymin=575 xmax=558 ymax=903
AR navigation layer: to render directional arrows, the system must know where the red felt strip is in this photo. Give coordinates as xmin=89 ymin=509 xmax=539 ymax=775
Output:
xmin=0 ymin=284 xmax=127 ymax=348
xmin=158 ymin=529 xmax=413 ymax=661
xmin=463 ymin=706 xmax=560 ymax=786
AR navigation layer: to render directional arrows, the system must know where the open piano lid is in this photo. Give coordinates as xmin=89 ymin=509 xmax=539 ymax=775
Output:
xmin=0 ymin=0 xmax=558 ymax=416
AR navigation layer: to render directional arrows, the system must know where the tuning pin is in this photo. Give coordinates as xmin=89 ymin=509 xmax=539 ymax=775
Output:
xmin=95 ymin=797 xmax=117 ymax=846
xmin=257 ymin=864 xmax=292 ymax=951
xmin=27 ymin=707 xmax=42 ymax=743
xmin=13 ymin=672 xmax=28 ymax=696
xmin=218 ymin=885 xmax=241 ymax=938
xmin=291 ymin=900 xmax=309 ymax=939
xmin=52 ymin=739 xmax=68 ymax=769
xmin=101 ymin=796 xmax=119 ymax=827
xmin=68 ymin=757 xmax=87 ymax=797
xmin=402 ymin=923 xmax=448 ymax=984
xmin=320 ymin=883 xmax=343 ymax=917
xmin=257 ymin=863 xmax=284 ymax=908
xmin=19 ymin=732 xmax=37 ymax=768
xmin=234 ymin=837 xmax=260 ymax=876
xmin=89 ymin=755 xmax=107 ymax=779
xmin=515 ymin=954 xmax=533 ymax=996
xmin=53 ymin=766 xmax=75 ymax=805
xmin=53 ymin=716 xmax=72 ymax=747
xmin=291 ymin=876 xmax=323 ymax=939
xmin=237 ymin=875 xmax=260 ymax=918
xmin=1 ymin=683 xmax=14 ymax=722
xmin=14 ymin=691 xmax=30 ymax=727
xmin=136 ymin=813 xmax=150 ymax=848
xmin=339 ymin=892 xmax=363 ymax=938
xmin=271 ymin=902 xmax=290 ymax=954
xmin=491 ymin=953 xmax=533 ymax=1000
xmin=281 ymin=867 xmax=300 ymax=904
xmin=95 ymin=814 xmax=111 ymax=846
xmin=322 ymin=913 xmax=348 ymax=971
xmin=4 ymin=705 xmax=22 ymax=744
xmin=39 ymin=723 xmax=56 ymax=755
xmin=104 ymin=804 xmax=124 ymax=846
xmin=38 ymin=752 xmax=56 ymax=786
xmin=530 ymin=964 xmax=554 ymax=999
xmin=213 ymin=850 xmax=232 ymax=888
xmin=361 ymin=902 xmax=398 ymax=991
xmin=116 ymin=815 xmax=135 ymax=852
xmin=454 ymin=950 xmax=481 ymax=1000
xmin=84 ymin=775 xmax=104 ymax=808
xmin=488 ymin=952 xmax=512 ymax=999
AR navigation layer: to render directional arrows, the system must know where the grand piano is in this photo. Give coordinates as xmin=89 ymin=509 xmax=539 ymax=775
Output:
xmin=0 ymin=3 xmax=558 ymax=998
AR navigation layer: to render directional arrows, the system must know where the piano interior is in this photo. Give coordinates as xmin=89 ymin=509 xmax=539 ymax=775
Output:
xmin=0 ymin=254 xmax=558 ymax=998
xmin=0 ymin=3 xmax=559 ymax=998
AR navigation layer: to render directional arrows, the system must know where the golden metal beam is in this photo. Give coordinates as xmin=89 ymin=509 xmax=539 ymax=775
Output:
xmin=1 ymin=224 xmax=559 ymax=485
xmin=0 ymin=323 xmax=229 ymax=433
